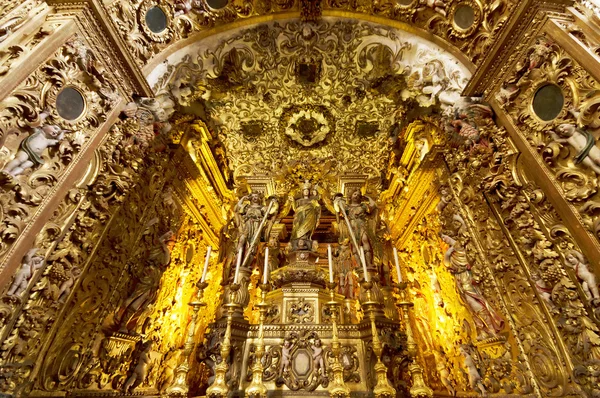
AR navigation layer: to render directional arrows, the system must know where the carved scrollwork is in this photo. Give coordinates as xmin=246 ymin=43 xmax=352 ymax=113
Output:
xmin=155 ymin=20 xmax=471 ymax=185
xmin=0 ymin=36 xmax=119 ymax=273
xmin=288 ymin=298 xmax=315 ymax=324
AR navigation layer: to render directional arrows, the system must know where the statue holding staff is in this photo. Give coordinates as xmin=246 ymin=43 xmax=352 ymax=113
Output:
xmin=233 ymin=191 xmax=278 ymax=273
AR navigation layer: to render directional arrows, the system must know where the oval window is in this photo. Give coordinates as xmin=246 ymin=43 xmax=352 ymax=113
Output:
xmin=56 ymin=87 xmax=85 ymax=121
xmin=145 ymin=6 xmax=168 ymax=33
xmin=454 ymin=5 xmax=475 ymax=30
xmin=532 ymin=84 xmax=564 ymax=121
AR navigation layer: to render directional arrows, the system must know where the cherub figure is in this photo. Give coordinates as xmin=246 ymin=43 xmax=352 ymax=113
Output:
xmin=279 ymin=339 xmax=295 ymax=377
xmin=527 ymin=38 xmax=552 ymax=70
xmin=6 ymin=249 xmax=45 ymax=297
xmin=496 ymin=83 xmax=519 ymax=106
xmin=433 ymin=350 xmax=455 ymax=397
xmin=550 ymin=123 xmax=600 ymax=175
xmin=124 ymin=341 xmax=154 ymax=393
xmin=565 ymin=250 xmax=600 ymax=303
xmin=174 ymin=0 xmax=194 ymax=16
xmin=531 ymin=272 xmax=554 ymax=307
xmin=56 ymin=266 xmax=82 ymax=303
xmin=459 ymin=345 xmax=487 ymax=396
xmin=311 ymin=338 xmax=325 ymax=377
xmin=2 ymin=112 xmax=67 ymax=177
xmin=436 ymin=186 xmax=452 ymax=212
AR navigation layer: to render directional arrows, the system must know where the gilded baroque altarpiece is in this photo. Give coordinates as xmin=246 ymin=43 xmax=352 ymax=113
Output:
xmin=0 ymin=0 xmax=599 ymax=397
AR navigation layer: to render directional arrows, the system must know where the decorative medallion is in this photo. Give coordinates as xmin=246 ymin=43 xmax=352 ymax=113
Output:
xmin=288 ymin=298 xmax=315 ymax=323
xmin=280 ymin=105 xmax=334 ymax=147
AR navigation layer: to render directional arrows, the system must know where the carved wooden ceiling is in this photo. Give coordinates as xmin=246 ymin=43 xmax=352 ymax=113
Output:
xmin=152 ymin=18 xmax=470 ymax=193
xmin=100 ymin=0 xmax=522 ymax=193
xmin=106 ymin=0 xmax=519 ymax=71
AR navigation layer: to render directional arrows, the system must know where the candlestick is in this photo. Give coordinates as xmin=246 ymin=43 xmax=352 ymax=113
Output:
xmin=263 ymin=247 xmax=269 ymax=284
xmin=326 ymin=280 xmax=350 ymax=398
xmin=165 ymin=281 xmax=208 ymax=395
xmin=201 ymin=246 xmax=211 ymax=283
xmin=328 ymin=244 xmax=334 ymax=283
xmin=395 ymin=283 xmax=433 ymax=397
xmin=393 ymin=247 xmax=402 ymax=283
xmin=246 ymin=284 xmax=270 ymax=398
xmin=233 ymin=248 xmax=242 ymax=284
xmin=359 ymin=246 xmax=369 ymax=282
xmin=206 ymin=284 xmax=240 ymax=397
xmin=361 ymin=281 xmax=395 ymax=397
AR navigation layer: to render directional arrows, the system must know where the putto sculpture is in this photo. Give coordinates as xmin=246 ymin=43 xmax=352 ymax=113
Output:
xmin=5 ymin=248 xmax=45 ymax=298
xmin=1 ymin=111 xmax=68 ymax=179
xmin=565 ymin=250 xmax=600 ymax=304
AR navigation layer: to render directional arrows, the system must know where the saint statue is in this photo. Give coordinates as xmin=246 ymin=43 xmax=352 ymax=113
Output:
xmin=336 ymin=240 xmax=358 ymax=299
xmin=234 ymin=191 xmax=278 ymax=269
xmin=117 ymin=231 xmax=174 ymax=333
xmin=289 ymin=181 xmax=321 ymax=252
xmin=441 ymin=234 xmax=505 ymax=339
xmin=335 ymin=189 xmax=377 ymax=269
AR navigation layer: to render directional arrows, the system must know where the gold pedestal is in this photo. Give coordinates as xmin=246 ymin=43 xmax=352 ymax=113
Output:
xmin=326 ymin=282 xmax=351 ymax=398
xmin=395 ymin=283 xmax=433 ymax=398
xmin=361 ymin=281 xmax=396 ymax=398
xmin=207 ymin=283 xmax=241 ymax=398
xmin=245 ymin=284 xmax=270 ymax=398
xmin=166 ymin=281 xmax=208 ymax=396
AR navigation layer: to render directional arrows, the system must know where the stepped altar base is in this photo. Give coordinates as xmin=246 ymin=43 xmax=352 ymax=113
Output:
xmin=202 ymin=250 xmax=410 ymax=397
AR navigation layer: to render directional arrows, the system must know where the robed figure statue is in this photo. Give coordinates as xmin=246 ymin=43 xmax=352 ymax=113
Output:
xmin=289 ymin=181 xmax=321 ymax=252
xmin=441 ymin=234 xmax=505 ymax=339
xmin=234 ymin=191 xmax=278 ymax=270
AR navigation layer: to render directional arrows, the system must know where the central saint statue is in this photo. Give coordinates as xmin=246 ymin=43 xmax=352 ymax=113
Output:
xmin=289 ymin=181 xmax=321 ymax=252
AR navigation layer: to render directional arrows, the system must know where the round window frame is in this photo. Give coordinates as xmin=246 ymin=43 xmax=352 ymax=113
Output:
xmin=530 ymin=83 xmax=565 ymax=123
xmin=139 ymin=1 xmax=173 ymax=42
xmin=449 ymin=1 xmax=481 ymax=38
xmin=205 ymin=0 xmax=230 ymax=11
xmin=55 ymin=85 xmax=88 ymax=123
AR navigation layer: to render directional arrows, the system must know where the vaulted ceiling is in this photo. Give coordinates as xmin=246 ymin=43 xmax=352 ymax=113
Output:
xmin=150 ymin=18 xmax=471 ymax=193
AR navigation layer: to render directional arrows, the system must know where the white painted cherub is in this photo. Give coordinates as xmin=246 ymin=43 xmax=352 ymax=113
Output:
xmin=6 ymin=249 xmax=45 ymax=297
xmin=173 ymin=0 xmax=196 ymax=16
xmin=279 ymin=339 xmax=295 ymax=376
xmin=433 ymin=350 xmax=455 ymax=397
xmin=311 ymin=338 xmax=325 ymax=376
xmin=2 ymin=112 xmax=66 ymax=177
xmin=565 ymin=250 xmax=600 ymax=302
xmin=459 ymin=345 xmax=487 ymax=396
xmin=550 ymin=123 xmax=600 ymax=175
